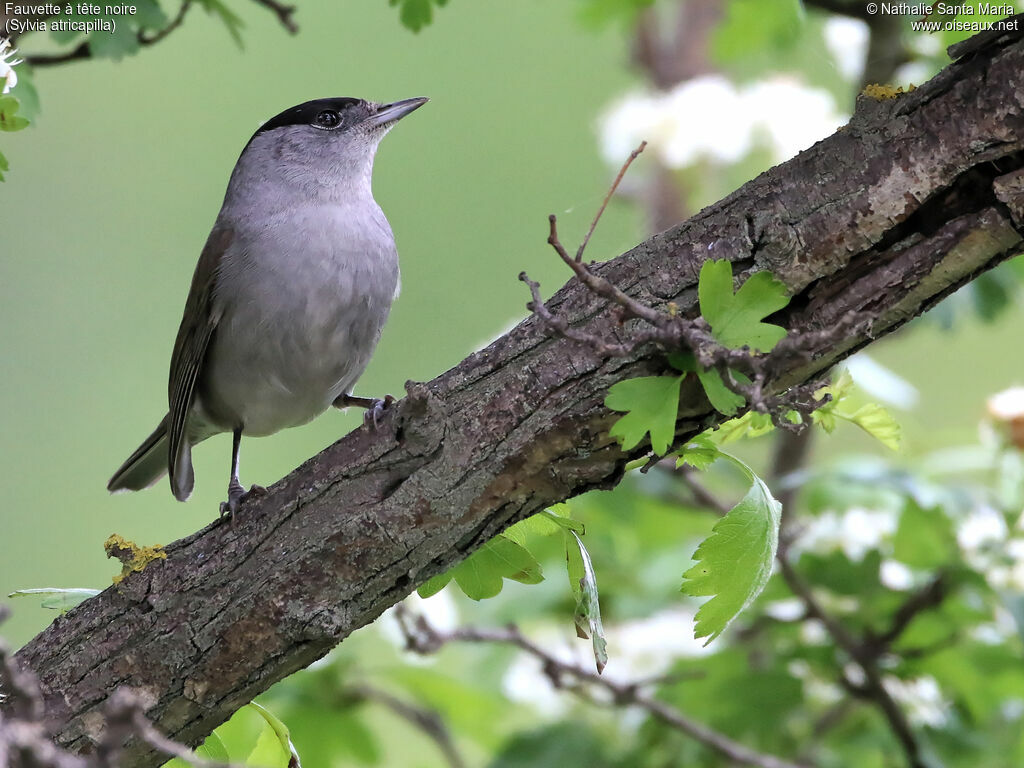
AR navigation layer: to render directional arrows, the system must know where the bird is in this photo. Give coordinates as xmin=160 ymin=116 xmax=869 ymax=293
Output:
xmin=108 ymin=96 xmax=428 ymax=516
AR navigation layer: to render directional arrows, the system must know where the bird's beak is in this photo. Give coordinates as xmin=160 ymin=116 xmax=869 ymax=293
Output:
xmin=367 ymin=97 xmax=429 ymax=128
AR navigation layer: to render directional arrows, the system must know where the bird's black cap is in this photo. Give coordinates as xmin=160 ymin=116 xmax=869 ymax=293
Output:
xmin=243 ymin=97 xmax=369 ymax=150
xmin=257 ymin=98 xmax=363 ymax=134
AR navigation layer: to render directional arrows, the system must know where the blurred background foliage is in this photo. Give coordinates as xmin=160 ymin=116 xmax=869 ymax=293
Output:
xmin=4 ymin=0 xmax=1024 ymax=766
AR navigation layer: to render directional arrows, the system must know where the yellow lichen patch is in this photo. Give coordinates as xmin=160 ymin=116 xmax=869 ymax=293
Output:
xmin=861 ymin=83 xmax=917 ymax=101
xmin=104 ymin=533 xmax=167 ymax=584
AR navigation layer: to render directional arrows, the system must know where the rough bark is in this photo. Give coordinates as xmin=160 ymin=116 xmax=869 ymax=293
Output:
xmin=7 ymin=21 xmax=1024 ymax=767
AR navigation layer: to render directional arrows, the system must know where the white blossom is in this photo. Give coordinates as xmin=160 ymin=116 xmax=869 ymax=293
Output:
xmin=883 ymin=676 xmax=950 ymax=728
xmin=823 ymin=17 xmax=869 ymax=82
xmin=880 ymin=559 xmax=915 ymax=590
xmin=798 ymin=507 xmax=897 ymax=561
xmin=0 ymin=37 xmax=23 ymax=95
xmin=599 ymin=74 xmax=846 ymax=170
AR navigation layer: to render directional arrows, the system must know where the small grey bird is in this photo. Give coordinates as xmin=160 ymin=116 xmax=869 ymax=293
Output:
xmin=108 ymin=96 xmax=427 ymax=515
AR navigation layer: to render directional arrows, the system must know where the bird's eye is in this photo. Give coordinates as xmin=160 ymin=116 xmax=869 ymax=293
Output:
xmin=315 ymin=110 xmax=341 ymax=128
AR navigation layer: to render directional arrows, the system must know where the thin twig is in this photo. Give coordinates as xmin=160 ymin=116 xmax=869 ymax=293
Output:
xmin=349 ymin=683 xmax=465 ymax=768
xmin=395 ymin=606 xmax=812 ymax=768
xmin=575 ymin=141 xmax=647 ymax=262
xmin=522 ymin=146 xmax=865 ymax=435
xmin=249 ymin=0 xmax=298 ymax=34
xmin=1 ymin=609 xmax=241 ymax=768
xmin=138 ymin=0 xmax=192 ymax=44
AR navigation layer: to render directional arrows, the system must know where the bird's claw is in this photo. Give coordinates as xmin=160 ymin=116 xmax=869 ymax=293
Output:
xmin=219 ymin=482 xmax=267 ymax=522
xmin=363 ymin=394 xmax=395 ymax=430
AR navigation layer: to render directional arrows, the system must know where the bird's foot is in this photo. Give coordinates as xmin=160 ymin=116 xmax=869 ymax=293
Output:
xmin=363 ymin=394 xmax=395 ymax=429
xmin=334 ymin=393 xmax=395 ymax=430
xmin=219 ymin=481 xmax=267 ymax=522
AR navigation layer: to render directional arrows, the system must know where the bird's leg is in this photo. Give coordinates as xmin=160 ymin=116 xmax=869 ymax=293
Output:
xmin=219 ymin=427 xmax=265 ymax=520
xmin=333 ymin=393 xmax=395 ymax=429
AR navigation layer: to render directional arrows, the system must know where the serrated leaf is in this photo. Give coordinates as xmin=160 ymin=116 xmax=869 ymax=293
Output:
xmin=698 ymin=260 xmax=789 ymax=351
xmin=811 ymin=370 xmax=854 ymax=434
xmin=681 ymin=452 xmax=781 ymax=643
xmin=811 ymin=371 xmax=901 ymax=450
xmin=246 ymin=702 xmax=300 ymax=768
xmin=837 ymin=402 xmax=902 ymax=451
xmin=8 ymin=588 xmax=100 ymax=612
xmin=606 ymin=374 xmax=683 ymax=455
xmin=676 ymin=433 xmax=720 ymax=470
xmin=712 ymin=411 xmax=775 ymax=444
xmin=568 ymin=531 xmax=607 ymax=673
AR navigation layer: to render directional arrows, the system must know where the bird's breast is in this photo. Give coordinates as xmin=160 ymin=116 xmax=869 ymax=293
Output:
xmin=197 ymin=200 xmax=400 ymax=435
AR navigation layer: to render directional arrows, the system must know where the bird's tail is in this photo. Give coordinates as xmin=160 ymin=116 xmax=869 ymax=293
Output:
xmin=107 ymin=415 xmax=170 ymax=494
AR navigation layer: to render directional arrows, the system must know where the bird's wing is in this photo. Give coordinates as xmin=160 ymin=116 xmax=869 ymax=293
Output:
xmin=166 ymin=226 xmax=233 ymax=501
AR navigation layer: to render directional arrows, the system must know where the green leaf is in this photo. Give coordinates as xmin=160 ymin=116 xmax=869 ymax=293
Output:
xmin=696 ymin=366 xmax=747 ymax=415
xmin=606 ymin=374 xmax=683 ymax=454
xmin=134 ymin=0 xmax=170 ymax=29
xmin=670 ymin=349 xmax=747 ymax=416
xmin=698 ymin=260 xmax=789 ymax=351
xmin=416 ymin=571 xmax=451 ymax=598
xmin=893 ymin=502 xmax=956 ymax=570
xmin=245 ymin=702 xmax=299 ymax=768
xmin=87 ymin=22 xmax=141 ymax=60
xmin=196 ymin=731 xmax=231 ymax=762
xmin=392 ymin=0 xmax=436 ymax=31
xmin=197 ymin=0 xmax=245 ymax=45
xmin=676 ymin=433 xmax=720 ymax=470
xmin=164 ymin=727 xmax=233 ymax=768
xmin=712 ymin=411 xmax=775 ymax=444
xmin=0 ymin=148 xmax=7 ymax=181
xmin=836 ymin=403 xmax=902 ymax=451
xmin=505 ymin=506 xmax=584 ymax=539
xmin=681 ymin=452 xmax=782 ymax=643
xmin=8 ymin=588 xmax=100 ymax=612
xmin=540 ymin=506 xmax=585 ymax=535
xmin=0 ymin=96 xmax=29 ymax=133
xmin=568 ymin=531 xmax=607 ymax=673
xmin=811 ymin=371 xmax=901 ymax=450
xmin=417 ymin=527 xmax=552 ymax=599
xmin=713 ymin=0 xmax=804 ymax=64
xmin=421 ymin=535 xmax=544 ymax=601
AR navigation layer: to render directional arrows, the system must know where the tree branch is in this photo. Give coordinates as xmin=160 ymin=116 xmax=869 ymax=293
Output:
xmin=346 ymin=683 xmax=464 ymax=768
xmin=6 ymin=23 xmax=1024 ymax=767
xmin=395 ymin=607 xmax=810 ymax=768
